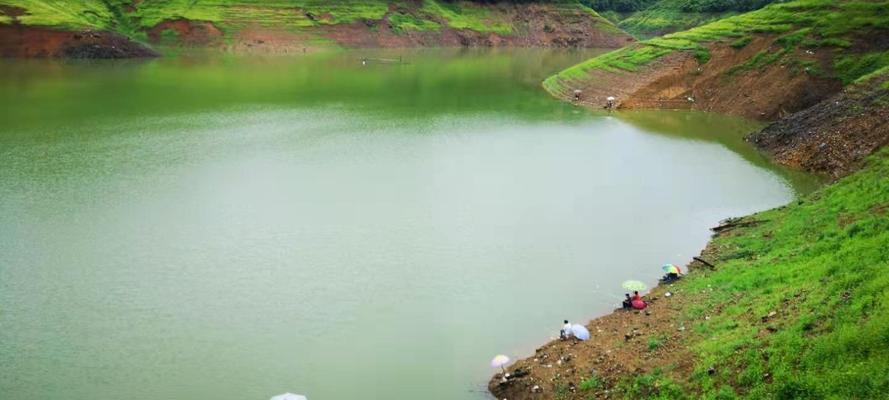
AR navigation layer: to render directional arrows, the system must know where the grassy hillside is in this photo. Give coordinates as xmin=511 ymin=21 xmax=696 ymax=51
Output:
xmin=0 ymin=0 xmax=617 ymax=42
xmin=589 ymin=0 xmax=780 ymax=38
xmin=545 ymin=0 xmax=889 ymax=94
xmin=643 ymin=146 xmax=889 ymax=399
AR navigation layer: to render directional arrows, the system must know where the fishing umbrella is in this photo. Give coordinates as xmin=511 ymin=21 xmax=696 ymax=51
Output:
xmin=570 ymin=324 xmax=590 ymax=341
xmin=622 ymin=280 xmax=647 ymax=292
xmin=270 ymin=393 xmax=307 ymax=400
xmin=662 ymin=264 xmax=682 ymax=274
xmin=491 ymin=354 xmax=510 ymax=373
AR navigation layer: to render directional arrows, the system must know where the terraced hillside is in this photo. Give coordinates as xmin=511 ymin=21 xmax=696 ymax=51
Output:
xmin=545 ymin=0 xmax=889 ymax=120
xmin=0 ymin=0 xmax=633 ymax=57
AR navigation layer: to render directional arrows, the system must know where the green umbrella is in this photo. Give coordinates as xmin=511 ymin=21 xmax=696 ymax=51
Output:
xmin=622 ymin=280 xmax=647 ymax=291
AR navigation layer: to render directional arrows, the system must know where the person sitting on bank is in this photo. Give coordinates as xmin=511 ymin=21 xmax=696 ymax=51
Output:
xmin=631 ymin=291 xmax=647 ymax=310
xmin=622 ymin=293 xmax=633 ymax=309
xmin=661 ymin=271 xmax=681 ymax=283
xmin=560 ymin=320 xmax=572 ymax=340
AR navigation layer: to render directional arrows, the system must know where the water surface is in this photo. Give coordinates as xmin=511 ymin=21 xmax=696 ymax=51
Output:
xmin=0 ymin=49 xmax=814 ymax=399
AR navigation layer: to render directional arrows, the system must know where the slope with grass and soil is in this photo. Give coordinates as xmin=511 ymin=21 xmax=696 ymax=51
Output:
xmin=590 ymin=0 xmax=779 ymax=39
xmin=748 ymin=66 xmax=889 ymax=179
xmin=545 ymin=0 xmax=889 ymax=121
xmin=490 ymin=143 xmax=889 ymax=400
xmin=0 ymin=0 xmax=633 ymax=57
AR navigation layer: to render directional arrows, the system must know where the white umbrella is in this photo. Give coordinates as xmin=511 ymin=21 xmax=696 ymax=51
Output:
xmin=571 ymin=324 xmax=590 ymax=341
xmin=270 ymin=393 xmax=307 ymax=400
xmin=491 ymin=354 xmax=510 ymax=373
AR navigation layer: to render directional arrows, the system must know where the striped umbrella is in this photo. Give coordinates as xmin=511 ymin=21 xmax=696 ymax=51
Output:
xmin=622 ymin=280 xmax=647 ymax=291
xmin=662 ymin=264 xmax=682 ymax=274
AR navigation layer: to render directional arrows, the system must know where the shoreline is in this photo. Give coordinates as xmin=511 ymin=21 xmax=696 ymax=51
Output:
xmin=487 ymin=222 xmax=736 ymax=399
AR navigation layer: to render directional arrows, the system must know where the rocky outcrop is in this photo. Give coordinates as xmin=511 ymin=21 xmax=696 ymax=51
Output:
xmin=547 ymin=35 xmax=843 ymax=121
xmin=0 ymin=25 xmax=158 ymax=58
xmin=748 ymin=71 xmax=889 ymax=179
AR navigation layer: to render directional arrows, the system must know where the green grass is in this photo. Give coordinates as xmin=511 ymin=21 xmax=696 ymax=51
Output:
xmin=420 ymin=0 xmax=513 ymax=34
xmin=0 ymin=0 xmax=115 ymax=29
xmin=617 ymin=368 xmax=685 ymax=399
xmin=0 ymin=0 xmax=616 ymax=43
xmin=545 ymin=0 xmax=889 ymax=94
xmin=647 ymin=334 xmax=666 ymax=350
xmin=579 ymin=375 xmax=603 ymax=391
xmin=835 ymin=51 xmax=889 ymax=85
xmin=389 ymin=11 xmax=440 ymax=33
xmin=618 ymin=8 xmax=744 ymax=39
xmin=623 ymin=146 xmax=889 ymax=398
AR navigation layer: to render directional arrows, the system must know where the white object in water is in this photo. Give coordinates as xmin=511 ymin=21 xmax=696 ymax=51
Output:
xmin=606 ymin=96 xmax=616 ymax=101
xmin=271 ymin=393 xmax=308 ymax=400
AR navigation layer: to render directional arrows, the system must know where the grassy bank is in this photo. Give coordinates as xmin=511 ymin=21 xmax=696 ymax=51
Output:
xmin=492 ymin=146 xmax=889 ymax=400
xmin=545 ymin=0 xmax=889 ymax=94
xmin=642 ymin=147 xmax=888 ymax=398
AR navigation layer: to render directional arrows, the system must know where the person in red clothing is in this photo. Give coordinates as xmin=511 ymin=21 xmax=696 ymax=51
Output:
xmin=631 ymin=291 xmax=647 ymax=310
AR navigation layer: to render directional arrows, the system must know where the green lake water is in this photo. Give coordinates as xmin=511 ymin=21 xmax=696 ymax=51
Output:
xmin=0 ymin=49 xmax=817 ymax=400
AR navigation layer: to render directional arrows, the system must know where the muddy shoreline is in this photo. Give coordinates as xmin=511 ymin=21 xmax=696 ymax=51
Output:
xmin=488 ymin=232 xmax=725 ymax=399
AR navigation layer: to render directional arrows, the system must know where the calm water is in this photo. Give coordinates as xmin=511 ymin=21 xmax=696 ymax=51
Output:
xmin=0 ymin=49 xmax=816 ymax=400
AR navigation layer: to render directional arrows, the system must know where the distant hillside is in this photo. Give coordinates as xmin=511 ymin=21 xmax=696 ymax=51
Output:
xmin=545 ymin=0 xmax=889 ymax=120
xmin=587 ymin=0 xmax=781 ymax=38
xmin=0 ymin=0 xmax=632 ymax=57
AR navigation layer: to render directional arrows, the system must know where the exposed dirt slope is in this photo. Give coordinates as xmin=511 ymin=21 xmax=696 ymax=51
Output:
xmin=549 ymin=35 xmax=843 ymax=120
xmin=0 ymin=1 xmax=634 ymax=57
xmin=545 ymin=0 xmax=889 ymax=121
xmin=748 ymin=70 xmax=889 ymax=179
xmin=0 ymin=25 xmax=157 ymax=58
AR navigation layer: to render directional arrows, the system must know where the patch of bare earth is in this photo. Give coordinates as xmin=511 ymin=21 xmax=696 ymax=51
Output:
xmin=147 ymin=19 xmax=224 ymax=46
xmin=559 ymin=35 xmax=843 ymax=121
xmin=318 ymin=3 xmax=632 ymax=49
xmin=227 ymin=28 xmax=319 ymax=55
xmin=0 ymin=25 xmax=157 ymax=58
xmin=747 ymin=72 xmax=889 ymax=179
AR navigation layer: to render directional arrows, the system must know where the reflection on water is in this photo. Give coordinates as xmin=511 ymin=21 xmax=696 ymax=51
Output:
xmin=0 ymin=49 xmax=815 ymax=400
xmin=615 ymin=110 xmax=822 ymax=193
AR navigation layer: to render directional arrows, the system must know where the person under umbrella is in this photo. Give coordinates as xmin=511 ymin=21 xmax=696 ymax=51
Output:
xmin=622 ymin=293 xmax=633 ymax=309
xmin=631 ymin=291 xmax=647 ymax=310
xmin=560 ymin=320 xmax=572 ymax=339
xmin=661 ymin=264 xmax=683 ymax=282
xmin=491 ymin=354 xmax=510 ymax=374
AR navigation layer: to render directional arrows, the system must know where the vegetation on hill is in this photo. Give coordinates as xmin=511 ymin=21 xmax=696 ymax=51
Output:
xmin=545 ymin=0 xmax=889 ymax=94
xmin=646 ymin=146 xmax=889 ymax=399
xmin=0 ymin=0 xmax=616 ymax=42
xmin=586 ymin=0 xmax=781 ymax=37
